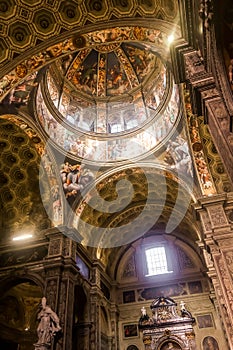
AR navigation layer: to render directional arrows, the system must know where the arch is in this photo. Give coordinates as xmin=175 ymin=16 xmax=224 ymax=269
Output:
xmin=0 ymin=113 xmax=64 ymax=229
xmin=73 ymin=284 xmax=89 ymax=324
xmin=67 ymin=162 xmax=197 ymax=249
xmin=0 ymin=273 xmax=45 ymax=293
xmin=73 ymin=283 xmax=91 ymax=350
xmin=114 ymin=233 xmax=205 ymax=284
xmin=158 ymin=339 xmax=182 ymax=350
xmin=0 ymin=276 xmax=43 ymax=349
xmin=0 ymin=21 xmax=180 ymax=100
xmin=100 ymin=304 xmax=111 ymax=348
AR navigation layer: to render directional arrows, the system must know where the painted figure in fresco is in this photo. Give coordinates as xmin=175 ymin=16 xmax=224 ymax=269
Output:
xmin=35 ymin=297 xmax=61 ymax=345
xmin=78 ymin=165 xmax=94 ymax=188
xmin=60 ymin=162 xmax=94 ymax=205
xmin=165 ymin=136 xmax=192 ymax=175
xmin=203 ymin=336 xmax=219 ymax=350
xmin=160 ymin=341 xmax=181 ymax=350
xmin=66 ymin=164 xmax=82 ymax=192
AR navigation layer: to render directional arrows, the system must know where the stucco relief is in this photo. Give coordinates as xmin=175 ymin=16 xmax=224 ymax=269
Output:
xmin=199 ymin=0 xmax=214 ymax=29
xmin=215 ymin=255 xmax=233 ymax=317
xmin=203 ymin=248 xmax=214 ymax=269
xmin=225 ymin=251 xmax=233 ymax=274
xmin=199 ymin=210 xmax=212 ymax=233
xmin=45 ymin=279 xmax=59 ymax=312
xmin=206 ymin=205 xmax=228 ymax=228
xmin=209 ymin=101 xmax=228 ymax=120
xmin=48 ymin=238 xmax=62 ymax=256
xmin=185 ymin=92 xmax=215 ymax=195
xmin=214 ymin=273 xmax=233 ymax=343
xmin=208 ymin=100 xmax=230 ymax=133
xmin=184 ymin=51 xmax=205 ymax=79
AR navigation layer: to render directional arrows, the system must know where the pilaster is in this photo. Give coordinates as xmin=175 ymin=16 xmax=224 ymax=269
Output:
xmin=43 ymin=227 xmax=78 ymax=350
xmin=194 ymin=193 xmax=233 ymax=349
xmin=109 ymin=302 xmax=119 ymax=350
xmin=89 ymin=260 xmax=105 ymax=350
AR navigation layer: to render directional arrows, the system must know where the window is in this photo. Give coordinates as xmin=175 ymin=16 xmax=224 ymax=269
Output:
xmin=145 ymin=246 xmax=173 ymax=276
xmin=111 ymin=123 xmax=123 ymax=133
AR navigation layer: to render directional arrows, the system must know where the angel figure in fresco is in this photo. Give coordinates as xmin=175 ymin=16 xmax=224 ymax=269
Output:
xmin=35 ymin=297 xmax=61 ymax=346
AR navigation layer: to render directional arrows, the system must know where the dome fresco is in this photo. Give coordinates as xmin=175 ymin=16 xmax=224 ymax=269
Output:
xmin=46 ymin=42 xmax=169 ymax=133
xmin=36 ymin=37 xmax=180 ymax=165
xmin=60 ymin=43 xmax=158 ymax=97
xmin=37 ymin=81 xmax=179 ymax=164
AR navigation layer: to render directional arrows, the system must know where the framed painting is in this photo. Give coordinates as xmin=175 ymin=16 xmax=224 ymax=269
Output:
xmin=188 ymin=281 xmax=203 ymax=294
xmin=159 ymin=341 xmax=182 ymax=350
xmin=202 ymin=336 xmax=219 ymax=350
xmin=126 ymin=346 xmax=139 ymax=350
xmin=197 ymin=314 xmax=214 ymax=329
xmin=123 ymin=324 xmax=138 ymax=338
xmin=123 ymin=290 xmax=135 ymax=303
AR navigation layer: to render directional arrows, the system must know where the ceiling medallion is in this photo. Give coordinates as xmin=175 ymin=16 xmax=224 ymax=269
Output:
xmin=66 ymin=8 xmax=76 ymax=19
xmin=0 ymin=1 xmax=8 ymax=12
xmin=39 ymin=19 xmax=50 ymax=29
xmin=72 ymin=34 xmax=86 ymax=49
xmin=89 ymin=0 xmax=103 ymax=12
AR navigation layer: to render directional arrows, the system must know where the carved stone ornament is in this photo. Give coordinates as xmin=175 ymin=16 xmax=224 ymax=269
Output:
xmin=139 ymin=297 xmax=196 ymax=349
xmin=199 ymin=0 xmax=214 ymax=29
xmin=206 ymin=205 xmax=228 ymax=228
xmin=143 ymin=335 xmax=152 ymax=345
xmin=199 ymin=210 xmax=212 ymax=233
xmin=184 ymin=51 xmax=205 ymax=78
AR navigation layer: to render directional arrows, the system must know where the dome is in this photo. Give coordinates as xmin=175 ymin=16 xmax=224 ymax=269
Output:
xmin=36 ymin=37 xmax=180 ymax=165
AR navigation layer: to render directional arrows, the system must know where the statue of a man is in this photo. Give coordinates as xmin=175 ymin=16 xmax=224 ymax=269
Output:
xmin=35 ymin=297 xmax=61 ymax=346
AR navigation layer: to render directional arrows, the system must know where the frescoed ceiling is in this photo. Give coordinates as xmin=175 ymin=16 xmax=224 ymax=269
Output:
xmin=0 ymin=0 xmax=180 ymax=69
xmin=0 ymin=0 xmax=232 ymax=254
xmin=56 ymin=43 xmax=159 ymax=98
xmin=0 ymin=0 xmax=181 ymax=244
xmin=45 ymin=41 xmax=168 ymax=135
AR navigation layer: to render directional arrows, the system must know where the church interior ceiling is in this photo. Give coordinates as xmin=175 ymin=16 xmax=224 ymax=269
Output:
xmin=0 ymin=3 xmax=233 ymax=350
xmin=0 ymin=0 xmax=179 ymax=68
xmin=0 ymin=0 xmax=232 ymax=255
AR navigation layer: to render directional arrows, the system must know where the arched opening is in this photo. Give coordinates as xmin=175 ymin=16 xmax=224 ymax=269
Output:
xmin=0 ymin=278 xmax=43 ymax=350
xmin=72 ymin=285 xmax=90 ymax=350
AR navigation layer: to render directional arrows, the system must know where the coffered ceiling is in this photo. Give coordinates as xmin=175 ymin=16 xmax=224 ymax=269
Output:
xmin=0 ymin=0 xmax=232 ymax=254
xmin=0 ymin=0 xmax=179 ymax=68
